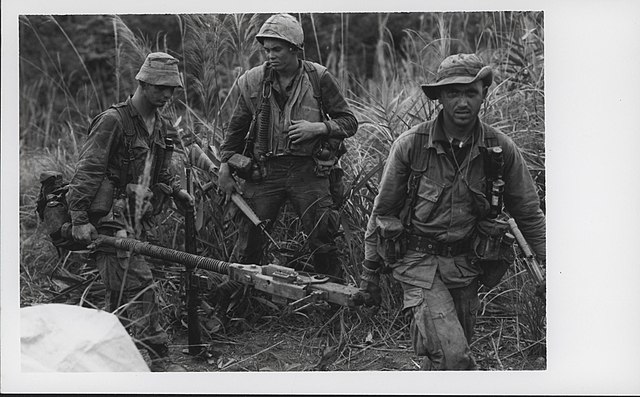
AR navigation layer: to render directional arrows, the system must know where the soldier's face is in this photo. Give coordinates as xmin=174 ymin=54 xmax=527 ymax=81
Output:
xmin=142 ymin=84 xmax=175 ymax=108
xmin=438 ymin=81 xmax=487 ymax=128
xmin=262 ymin=38 xmax=298 ymax=72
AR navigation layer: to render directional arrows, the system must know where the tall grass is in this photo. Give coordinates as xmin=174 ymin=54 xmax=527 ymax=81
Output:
xmin=19 ymin=11 xmax=546 ymax=367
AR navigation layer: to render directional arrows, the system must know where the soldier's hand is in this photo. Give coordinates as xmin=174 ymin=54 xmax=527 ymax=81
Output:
xmin=359 ymin=279 xmax=382 ymax=307
xmin=72 ymin=223 xmax=98 ymax=243
xmin=218 ymin=163 xmax=241 ymax=205
xmin=173 ymin=189 xmax=195 ymax=215
xmin=174 ymin=189 xmax=195 ymax=207
xmin=288 ymin=120 xmax=327 ymax=144
xmin=359 ymin=261 xmax=382 ymax=307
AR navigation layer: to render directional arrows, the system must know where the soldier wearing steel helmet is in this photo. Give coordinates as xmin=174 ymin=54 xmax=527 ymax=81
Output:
xmin=218 ymin=14 xmax=358 ymax=280
xmin=67 ymin=52 xmax=193 ymax=371
xmin=360 ymin=53 xmax=546 ymax=370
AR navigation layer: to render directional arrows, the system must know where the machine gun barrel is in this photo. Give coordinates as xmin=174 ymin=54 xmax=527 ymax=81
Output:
xmin=91 ymin=234 xmax=366 ymax=308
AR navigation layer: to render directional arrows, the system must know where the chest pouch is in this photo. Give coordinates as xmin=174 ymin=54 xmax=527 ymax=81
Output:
xmin=473 ymin=218 xmax=516 ymax=288
xmin=375 ymin=215 xmax=407 ymax=265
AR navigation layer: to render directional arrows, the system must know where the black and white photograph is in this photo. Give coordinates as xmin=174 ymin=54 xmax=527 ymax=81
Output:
xmin=2 ymin=0 xmax=639 ymax=395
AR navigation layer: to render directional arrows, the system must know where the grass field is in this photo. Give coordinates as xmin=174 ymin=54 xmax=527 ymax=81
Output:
xmin=19 ymin=12 xmax=546 ymax=371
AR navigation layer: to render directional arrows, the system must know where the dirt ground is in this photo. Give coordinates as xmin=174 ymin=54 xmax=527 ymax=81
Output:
xmin=20 ymin=232 xmax=546 ymax=373
xmin=153 ymin=297 xmax=546 ymax=372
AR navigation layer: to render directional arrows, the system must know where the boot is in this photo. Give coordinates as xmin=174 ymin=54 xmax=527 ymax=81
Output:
xmin=147 ymin=342 xmax=186 ymax=372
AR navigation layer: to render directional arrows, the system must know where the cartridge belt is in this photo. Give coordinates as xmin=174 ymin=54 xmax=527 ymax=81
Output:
xmin=406 ymin=234 xmax=472 ymax=257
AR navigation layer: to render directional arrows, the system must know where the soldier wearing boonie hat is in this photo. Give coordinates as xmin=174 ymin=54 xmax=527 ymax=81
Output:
xmin=66 ymin=51 xmax=193 ymax=371
xmin=421 ymin=53 xmax=493 ymax=100
xmin=360 ymin=53 xmax=546 ymax=370
xmin=135 ymin=52 xmax=183 ymax=87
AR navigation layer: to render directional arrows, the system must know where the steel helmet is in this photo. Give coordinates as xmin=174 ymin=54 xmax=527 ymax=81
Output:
xmin=256 ymin=13 xmax=304 ymax=50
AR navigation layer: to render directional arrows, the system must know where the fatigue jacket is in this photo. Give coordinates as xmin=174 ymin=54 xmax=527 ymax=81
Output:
xmin=364 ymin=112 xmax=546 ymax=289
xmin=67 ymin=97 xmax=181 ymax=226
xmin=220 ymin=60 xmax=357 ymax=162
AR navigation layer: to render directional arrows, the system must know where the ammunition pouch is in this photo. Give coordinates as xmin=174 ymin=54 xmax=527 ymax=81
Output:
xmin=472 ymin=218 xmax=516 ymax=288
xmin=375 ymin=216 xmax=407 ymax=265
xmin=312 ymin=138 xmax=345 ymax=178
xmin=228 ymin=153 xmax=263 ymax=182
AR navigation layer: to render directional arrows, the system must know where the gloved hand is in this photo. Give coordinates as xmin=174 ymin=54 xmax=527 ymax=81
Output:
xmin=173 ymin=189 xmax=195 ymax=215
xmin=359 ymin=260 xmax=382 ymax=307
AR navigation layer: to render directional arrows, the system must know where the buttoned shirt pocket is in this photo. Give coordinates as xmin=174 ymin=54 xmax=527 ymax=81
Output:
xmin=414 ymin=175 xmax=445 ymax=222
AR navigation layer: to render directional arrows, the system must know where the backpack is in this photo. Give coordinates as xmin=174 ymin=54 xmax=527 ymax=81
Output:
xmin=35 ymin=104 xmax=138 ymax=250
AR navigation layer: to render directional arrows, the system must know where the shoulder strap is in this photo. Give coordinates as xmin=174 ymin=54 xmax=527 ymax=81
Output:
xmin=483 ymin=124 xmax=499 ymax=148
xmin=302 ymin=60 xmax=327 ymax=120
xmin=400 ymin=123 xmax=432 ymax=226
xmin=481 ymin=124 xmax=504 ymax=181
xmin=112 ymin=104 xmax=135 ymax=189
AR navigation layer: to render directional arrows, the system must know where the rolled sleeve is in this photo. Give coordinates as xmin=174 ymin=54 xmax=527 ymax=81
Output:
xmin=319 ymin=71 xmax=358 ymax=139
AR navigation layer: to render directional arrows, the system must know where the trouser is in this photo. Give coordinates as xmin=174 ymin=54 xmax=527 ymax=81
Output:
xmin=403 ymin=273 xmax=480 ymax=370
xmin=231 ymin=156 xmax=342 ymax=279
xmin=94 ymin=250 xmax=168 ymax=350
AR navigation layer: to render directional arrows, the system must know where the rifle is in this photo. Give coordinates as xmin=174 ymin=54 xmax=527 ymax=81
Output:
xmin=183 ymin=168 xmax=203 ymax=355
xmin=507 ymin=218 xmax=546 ymax=287
xmin=187 ymin=143 xmax=280 ymax=249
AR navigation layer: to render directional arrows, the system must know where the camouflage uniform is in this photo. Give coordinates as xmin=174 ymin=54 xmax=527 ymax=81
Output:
xmin=67 ymin=96 xmax=182 ymax=350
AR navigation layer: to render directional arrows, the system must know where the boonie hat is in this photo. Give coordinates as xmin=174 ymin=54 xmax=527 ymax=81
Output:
xmin=135 ymin=52 xmax=183 ymax=87
xmin=256 ymin=13 xmax=304 ymax=50
xmin=421 ymin=53 xmax=493 ymax=100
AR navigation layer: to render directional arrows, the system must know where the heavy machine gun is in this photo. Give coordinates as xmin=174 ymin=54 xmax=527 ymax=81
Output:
xmin=60 ymin=223 xmax=368 ymax=352
xmin=72 ymin=230 xmax=368 ymax=308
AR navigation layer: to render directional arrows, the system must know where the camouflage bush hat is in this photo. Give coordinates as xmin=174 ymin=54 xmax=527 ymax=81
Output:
xmin=421 ymin=53 xmax=493 ymax=100
xmin=135 ymin=52 xmax=183 ymax=87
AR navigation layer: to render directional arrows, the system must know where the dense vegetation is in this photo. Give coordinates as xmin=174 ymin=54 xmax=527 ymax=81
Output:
xmin=19 ymin=12 xmax=546 ymax=371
